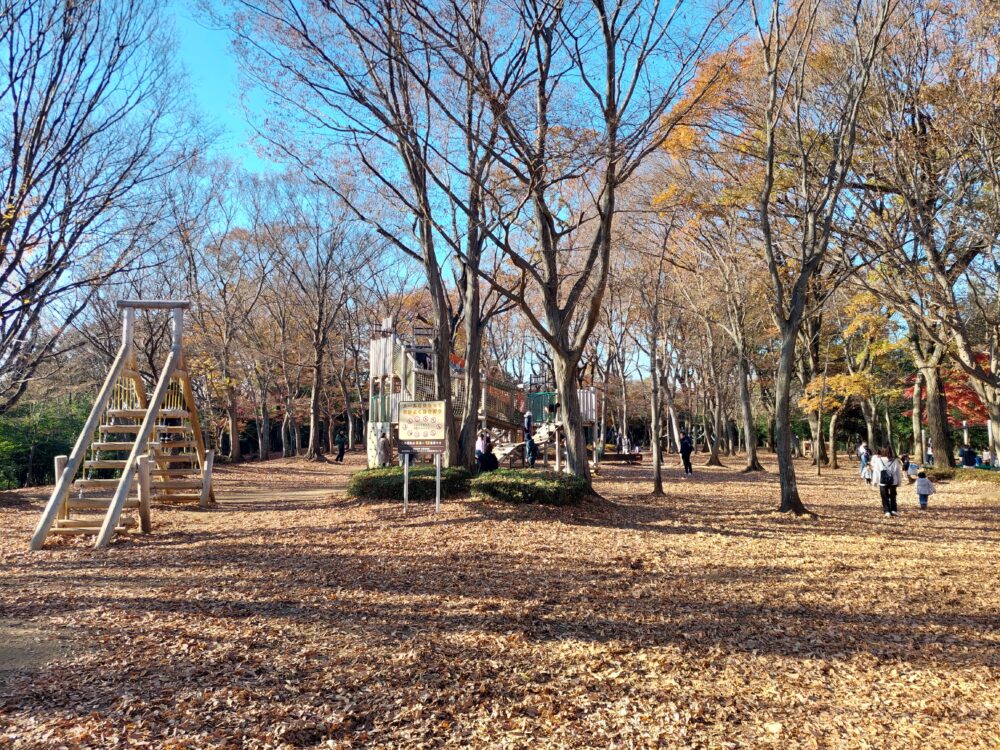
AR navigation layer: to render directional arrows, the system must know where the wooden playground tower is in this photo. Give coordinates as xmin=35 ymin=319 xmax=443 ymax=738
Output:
xmin=30 ymin=300 xmax=214 ymax=550
xmin=366 ymin=318 xmax=598 ymax=467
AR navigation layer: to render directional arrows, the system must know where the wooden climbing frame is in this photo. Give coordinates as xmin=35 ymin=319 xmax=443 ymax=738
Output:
xmin=30 ymin=300 xmax=215 ymax=550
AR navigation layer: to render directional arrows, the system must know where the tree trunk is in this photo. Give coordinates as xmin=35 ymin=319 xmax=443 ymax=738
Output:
xmin=459 ymin=306 xmax=484 ymax=469
xmin=922 ymin=364 xmax=954 ymax=467
xmin=829 ymin=409 xmax=840 ymax=470
xmin=281 ymin=395 xmax=297 ymax=457
xmin=883 ymin=406 xmax=894 ymax=456
xmin=24 ymin=443 xmax=34 ymax=488
xmin=807 ymin=409 xmax=828 ymax=465
xmin=911 ymin=371 xmax=924 ymax=463
xmin=553 ymin=355 xmax=589 ymax=480
xmin=775 ymin=332 xmax=808 ymax=514
xmin=258 ymin=398 xmax=270 ymax=461
xmin=649 ymin=325 xmax=664 ymax=496
xmin=306 ymin=347 xmax=324 ymax=460
xmin=860 ymin=398 xmax=877 ymax=447
xmin=706 ymin=394 xmax=724 ymax=466
xmin=738 ymin=356 xmax=763 ymax=471
xmin=227 ymin=385 xmax=241 ymax=462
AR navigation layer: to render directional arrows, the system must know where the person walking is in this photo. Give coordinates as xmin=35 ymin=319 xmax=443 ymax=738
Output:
xmin=334 ymin=430 xmax=347 ymax=463
xmin=871 ymin=446 xmax=902 ymax=517
xmin=914 ymin=471 xmax=936 ymax=510
xmin=679 ymin=431 xmax=694 ymax=476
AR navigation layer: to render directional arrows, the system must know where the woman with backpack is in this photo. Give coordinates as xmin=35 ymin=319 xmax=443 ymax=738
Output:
xmin=870 ymin=446 xmax=902 ymax=517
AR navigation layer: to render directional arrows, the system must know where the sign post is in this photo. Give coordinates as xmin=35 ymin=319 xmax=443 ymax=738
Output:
xmin=435 ymin=453 xmax=442 ymax=513
xmin=403 ymin=455 xmax=409 ymax=514
xmin=397 ymin=400 xmax=446 ymax=513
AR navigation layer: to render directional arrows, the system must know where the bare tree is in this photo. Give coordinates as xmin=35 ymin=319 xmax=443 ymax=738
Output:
xmin=0 ymin=0 xmax=191 ymax=412
xmin=405 ymin=0 xmax=737 ymax=480
xmin=751 ymin=0 xmax=894 ymax=513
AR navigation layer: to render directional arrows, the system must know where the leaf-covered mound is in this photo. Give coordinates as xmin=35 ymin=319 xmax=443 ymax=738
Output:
xmin=923 ymin=466 xmax=1000 ymax=483
xmin=347 ymin=465 xmax=472 ymax=501
xmin=471 ymin=468 xmax=589 ymax=505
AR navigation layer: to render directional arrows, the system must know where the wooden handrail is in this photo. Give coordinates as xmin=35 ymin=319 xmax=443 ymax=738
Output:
xmin=30 ymin=310 xmax=134 ymax=550
xmin=95 ymin=308 xmax=184 ymax=548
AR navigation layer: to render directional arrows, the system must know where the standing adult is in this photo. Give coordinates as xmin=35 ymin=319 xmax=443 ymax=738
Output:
xmin=377 ymin=432 xmax=392 ymax=467
xmin=870 ymin=446 xmax=902 ymax=517
xmin=523 ymin=409 xmax=533 ymax=463
xmin=334 ymin=430 xmax=347 ymax=463
xmin=679 ymin=431 xmax=694 ymax=476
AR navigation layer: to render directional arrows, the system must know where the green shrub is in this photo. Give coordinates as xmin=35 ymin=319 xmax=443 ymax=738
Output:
xmin=924 ymin=467 xmax=1000 ymax=484
xmin=470 ymin=469 xmax=589 ymax=506
xmin=347 ymin=465 xmax=472 ymax=500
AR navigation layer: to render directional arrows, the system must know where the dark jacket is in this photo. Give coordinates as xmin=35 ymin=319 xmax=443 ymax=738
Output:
xmin=680 ymin=436 xmax=693 ymax=456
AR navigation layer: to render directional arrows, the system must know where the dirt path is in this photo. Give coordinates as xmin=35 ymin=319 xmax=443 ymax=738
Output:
xmin=1 ymin=452 xmax=998 ymax=749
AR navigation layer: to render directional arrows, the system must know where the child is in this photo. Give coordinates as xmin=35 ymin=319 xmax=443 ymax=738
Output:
xmin=914 ymin=471 xmax=936 ymax=510
xmin=861 ymin=463 xmax=873 ymax=485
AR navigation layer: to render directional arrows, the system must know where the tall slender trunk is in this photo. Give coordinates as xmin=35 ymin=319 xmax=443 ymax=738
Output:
xmin=738 ymin=355 xmax=763 ymax=471
xmin=649 ymin=314 xmax=664 ymax=495
xmin=306 ymin=344 xmax=324 ymax=460
xmin=706 ymin=394 xmax=723 ymax=466
xmin=282 ymin=395 xmax=297 ymax=457
xmin=911 ymin=371 xmax=924 ymax=463
xmin=860 ymin=398 xmax=877 ymax=447
xmin=258 ymin=398 xmax=270 ymax=460
xmin=227 ymin=384 xmax=241 ymax=462
xmin=24 ymin=443 xmax=35 ymax=487
xmin=828 ymin=409 xmax=840 ymax=469
xmin=807 ymin=410 xmax=828 ymax=465
xmin=775 ymin=331 xmax=807 ymax=514
xmin=459 ymin=302 xmax=484 ymax=469
xmin=883 ymin=407 xmax=894 ymax=455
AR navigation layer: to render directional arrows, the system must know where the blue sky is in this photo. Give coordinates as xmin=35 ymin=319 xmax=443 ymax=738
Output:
xmin=169 ymin=1 xmax=277 ymax=172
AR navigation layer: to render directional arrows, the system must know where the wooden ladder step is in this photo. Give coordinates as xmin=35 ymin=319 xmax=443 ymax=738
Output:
xmin=84 ymin=460 xmax=128 ymax=469
xmin=152 ymin=441 xmax=197 ymax=450
xmin=49 ymin=526 xmax=132 ymax=536
xmin=74 ymin=478 xmax=123 ymax=488
xmin=151 ymin=493 xmax=202 ymax=503
xmin=153 ymin=455 xmax=198 ymax=464
xmin=151 ymin=480 xmax=202 ymax=490
xmin=107 ymin=409 xmax=189 ymax=419
xmin=100 ymin=424 xmax=191 ymax=435
xmin=90 ymin=442 xmax=136 ymax=452
xmin=54 ymin=516 xmax=136 ymax=529
xmin=151 ymin=468 xmax=200 ymax=476
xmin=68 ymin=498 xmax=140 ymax=510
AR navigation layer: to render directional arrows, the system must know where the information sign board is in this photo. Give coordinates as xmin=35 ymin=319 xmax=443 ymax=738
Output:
xmin=398 ymin=400 xmax=446 ymax=454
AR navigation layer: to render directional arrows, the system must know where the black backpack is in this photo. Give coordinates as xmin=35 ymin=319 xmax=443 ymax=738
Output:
xmin=880 ymin=459 xmax=896 ymax=486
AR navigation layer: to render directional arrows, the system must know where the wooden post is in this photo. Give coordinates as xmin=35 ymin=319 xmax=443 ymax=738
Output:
xmin=137 ymin=455 xmax=151 ymax=533
xmin=54 ymin=456 xmax=68 ymax=520
xmin=199 ymin=449 xmax=215 ymax=509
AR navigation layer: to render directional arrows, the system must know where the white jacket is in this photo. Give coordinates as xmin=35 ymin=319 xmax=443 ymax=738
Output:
xmin=914 ymin=477 xmax=936 ymax=495
xmin=870 ymin=456 xmax=902 ymax=487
